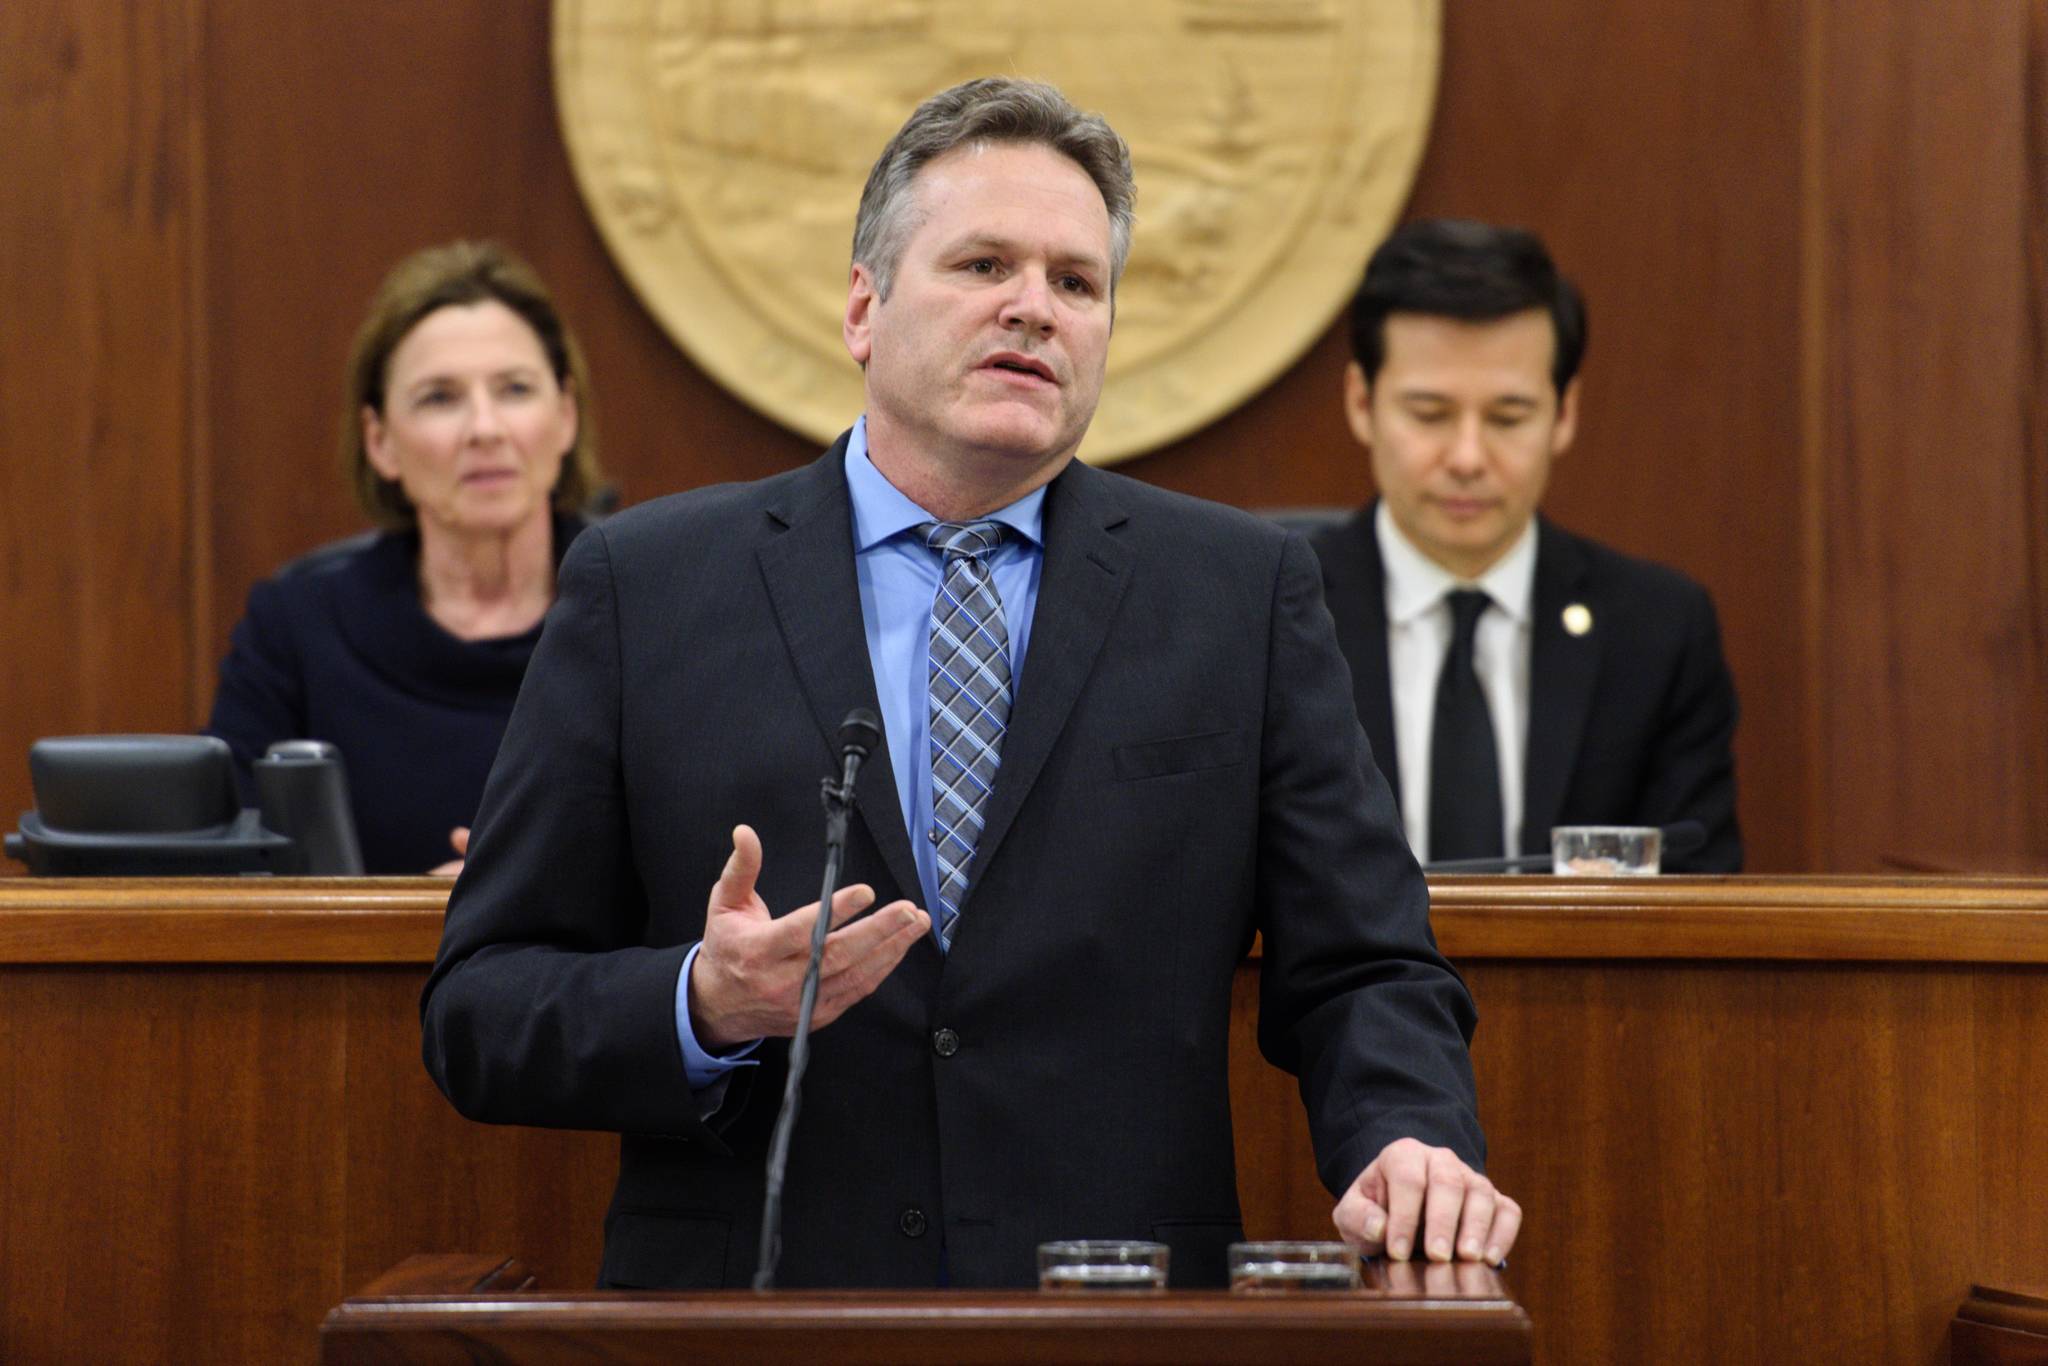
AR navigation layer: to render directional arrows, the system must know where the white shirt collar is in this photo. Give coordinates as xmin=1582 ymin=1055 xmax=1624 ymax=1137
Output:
xmin=1375 ymin=502 xmax=1538 ymax=626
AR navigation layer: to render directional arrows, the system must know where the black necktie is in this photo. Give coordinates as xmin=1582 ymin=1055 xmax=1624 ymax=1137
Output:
xmin=1429 ymin=589 xmax=1504 ymax=861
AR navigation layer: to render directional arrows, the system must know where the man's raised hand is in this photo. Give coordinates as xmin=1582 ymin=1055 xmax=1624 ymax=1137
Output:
xmin=687 ymin=824 xmax=929 ymax=1051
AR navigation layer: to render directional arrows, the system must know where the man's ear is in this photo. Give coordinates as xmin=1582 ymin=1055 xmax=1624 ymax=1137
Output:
xmin=1550 ymin=376 xmax=1582 ymax=457
xmin=362 ymin=404 xmax=400 ymax=479
xmin=1341 ymin=360 xmax=1376 ymax=451
xmin=844 ymin=263 xmax=878 ymax=367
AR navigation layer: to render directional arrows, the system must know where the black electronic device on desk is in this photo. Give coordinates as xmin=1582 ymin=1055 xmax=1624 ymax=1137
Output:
xmin=5 ymin=734 xmax=364 ymax=876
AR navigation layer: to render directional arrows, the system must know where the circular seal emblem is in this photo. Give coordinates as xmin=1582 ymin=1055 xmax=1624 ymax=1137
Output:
xmin=554 ymin=1 xmax=1440 ymax=465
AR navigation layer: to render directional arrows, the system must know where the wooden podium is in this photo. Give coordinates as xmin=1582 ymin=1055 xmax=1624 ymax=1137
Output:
xmin=318 ymin=1253 xmax=1532 ymax=1364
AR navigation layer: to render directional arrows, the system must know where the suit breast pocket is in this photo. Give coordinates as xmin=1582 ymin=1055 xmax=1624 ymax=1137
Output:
xmin=1113 ymin=729 xmax=1247 ymax=782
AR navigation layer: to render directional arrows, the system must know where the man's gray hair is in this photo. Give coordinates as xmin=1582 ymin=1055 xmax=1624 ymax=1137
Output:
xmin=851 ymin=78 xmax=1136 ymax=299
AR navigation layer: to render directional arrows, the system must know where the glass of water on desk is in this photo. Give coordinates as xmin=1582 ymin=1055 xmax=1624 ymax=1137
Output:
xmin=1228 ymin=1241 xmax=1362 ymax=1292
xmin=1037 ymin=1240 xmax=1169 ymax=1291
xmin=1552 ymin=824 xmax=1662 ymax=875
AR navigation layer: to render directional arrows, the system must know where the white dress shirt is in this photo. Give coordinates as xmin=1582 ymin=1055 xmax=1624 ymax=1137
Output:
xmin=1376 ymin=503 xmax=1537 ymax=863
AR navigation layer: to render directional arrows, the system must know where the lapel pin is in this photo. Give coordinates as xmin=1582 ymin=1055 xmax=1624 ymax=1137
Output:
xmin=1562 ymin=603 xmax=1593 ymax=636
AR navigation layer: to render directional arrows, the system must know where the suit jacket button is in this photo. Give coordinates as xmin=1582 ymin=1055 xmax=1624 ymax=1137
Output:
xmin=899 ymin=1206 xmax=928 ymax=1238
xmin=931 ymin=1027 xmax=960 ymax=1058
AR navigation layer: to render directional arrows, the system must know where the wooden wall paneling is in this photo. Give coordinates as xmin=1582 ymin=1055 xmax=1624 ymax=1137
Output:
xmin=1758 ymin=965 xmax=1981 ymax=1361
xmin=1414 ymin=1 xmax=1810 ymax=875
xmin=2030 ymin=2 xmax=2048 ymax=873
xmin=0 ymin=954 xmax=616 ymax=1363
xmin=1232 ymin=871 xmax=2048 ymax=1365
xmin=2 ymin=0 xmax=2042 ymax=873
xmin=2 ymin=877 xmax=2041 ymax=1362
xmin=5 ymin=0 xmax=2037 ymax=886
xmin=1130 ymin=1 xmax=1813 ymax=870
xmin=172 ymin=969 xmax=357 ymax=1362
xmin=0 ymin=1 xmax=203 ymax=844
xmin=181 ymin=1 xmax=1820 ymax=873
xmin=1810 ymin=2 xmax=2048 ymax=871
xmin=1969 ymin=966 xmax=2048 ymax=1300
xmin=1226 ymin=960 xmax=1327 ymax=1241
xmin=193 ymin=0 xmax=817 ymax=698
xmin=1234 ymin=955 xmax=2046 ymax=1366
xmin=0 ymin=968 xmax=349 ymax=1363
xmin=337 ymin=970 xmax=615 ymax=1297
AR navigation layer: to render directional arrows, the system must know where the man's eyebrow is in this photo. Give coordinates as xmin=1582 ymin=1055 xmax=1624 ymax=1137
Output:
xmin=1392 ymin=387 xmax=1544 ymax=407
xmin=939 ymin=231 xmax=1108 ymax=273
xmin=933 ymin=231 xmax=1011 ymax=258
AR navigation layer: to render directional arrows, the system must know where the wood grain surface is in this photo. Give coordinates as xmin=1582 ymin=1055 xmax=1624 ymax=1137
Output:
xmin=3 ymin=877 xmax=2043 ymax=1362
xmin=4 ymin=1 xmax=2045 ymax=878
xmin=319 ymin=1284 xmax=1530 ymax=1366
xmin=1953 ymin=1285 xmax=2048 ymax=1366
xmin=1232 ymin=878 xmax=2048 ymax=1365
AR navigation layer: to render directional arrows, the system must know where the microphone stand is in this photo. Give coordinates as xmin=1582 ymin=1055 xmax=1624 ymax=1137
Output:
xmin=752 ymin=744 xmax=863 ymax=1291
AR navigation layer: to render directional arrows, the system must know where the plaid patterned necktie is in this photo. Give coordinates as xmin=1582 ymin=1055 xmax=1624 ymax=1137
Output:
xmin=918 ymin=519 xmax=1012 ymax=950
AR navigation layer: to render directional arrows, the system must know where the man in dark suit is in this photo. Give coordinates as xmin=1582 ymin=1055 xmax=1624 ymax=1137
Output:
xmin=421 ymin=80 xmax=1519 ymax=1290
xmin=1308 ymin=220 xmax=1742 ymax=872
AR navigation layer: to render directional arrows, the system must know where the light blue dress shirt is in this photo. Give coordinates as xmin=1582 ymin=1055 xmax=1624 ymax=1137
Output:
xmin=672 ymin=417 xmax=1046 ymax=1089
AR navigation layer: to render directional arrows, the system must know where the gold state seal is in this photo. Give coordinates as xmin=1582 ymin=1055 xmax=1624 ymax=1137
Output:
xmin=554 ymin=0 xmax=1440 ymax=465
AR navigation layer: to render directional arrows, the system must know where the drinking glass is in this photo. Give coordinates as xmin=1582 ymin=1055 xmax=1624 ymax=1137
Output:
xmin=1227 ymin=1241 xmax=1362 ymax=1292
xmin=1551 ymin=825 xmax=1661 ymax=875
xmin=1036 ymin=1240 xmax=1170 ymax=1291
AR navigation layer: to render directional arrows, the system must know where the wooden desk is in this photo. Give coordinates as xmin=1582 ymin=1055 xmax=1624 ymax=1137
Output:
xmin=1232 ymin=876 xmax=2048 ymax=1365
xmin=0 ymin=879 xmax=617 ymax=1365
xmin=1953 ymin=1285 xmax=2048 ymax=1364
xmin=3 ymin=876 xmax=2042 ymax=1363
xmin=318 ymin=1252 xmax=1531 ymax=1364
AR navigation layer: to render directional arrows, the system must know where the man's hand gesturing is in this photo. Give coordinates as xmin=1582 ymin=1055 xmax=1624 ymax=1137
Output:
xmin=687 ymin=824 xmax=929 ymax=1051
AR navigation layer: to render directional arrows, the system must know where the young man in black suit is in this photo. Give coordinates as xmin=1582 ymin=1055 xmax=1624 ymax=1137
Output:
xmin=1309 ymin=219 xmax=1743 ymax=872
xmin=423 ymin=82 xmax=1519 ymax=1290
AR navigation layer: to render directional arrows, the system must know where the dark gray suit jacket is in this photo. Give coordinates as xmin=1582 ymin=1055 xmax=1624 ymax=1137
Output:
xmin=421 ymin=441 xmax=1483 ymax=1289
xmin=1307 ymin=503 xmax=1743 ymax=872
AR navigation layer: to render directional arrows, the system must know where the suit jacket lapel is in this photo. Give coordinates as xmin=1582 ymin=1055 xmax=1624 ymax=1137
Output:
xmin=754 ymin=441 xmax=924 ymax=905
xmin=962 ymin=460 xmax=1131 ymax=909
xmin=1522 ymin=518 xmax=1599 ymax=853
xmin=1319 ymin=503 xmax=1402 ymax=811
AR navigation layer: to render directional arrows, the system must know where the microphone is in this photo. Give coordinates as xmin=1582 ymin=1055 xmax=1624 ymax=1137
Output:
xmin=1423 ymin=820 xmax=1708 ymax=874
xmin=829 ymin=709 xmax=883 ymax=803
xmin=754 ymin=707 xmax=882 ymax=1291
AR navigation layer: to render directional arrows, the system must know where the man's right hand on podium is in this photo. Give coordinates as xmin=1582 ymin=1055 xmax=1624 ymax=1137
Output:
xmin=1333 ymin=1137 xmax=1521 ymax=1267
xmin=687 ymin=823 xmax=930 ymax=1052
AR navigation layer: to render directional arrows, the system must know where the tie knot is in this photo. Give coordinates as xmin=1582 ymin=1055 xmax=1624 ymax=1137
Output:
xmin=918 ymin=520 xmax=1006 ymax=562
xmin=1445 ymin=588 xmax=1491 ymax=640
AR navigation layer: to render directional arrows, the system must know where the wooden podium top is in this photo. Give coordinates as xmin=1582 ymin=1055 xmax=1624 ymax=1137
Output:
xmin=319 ymin=1253 xmax=1531 ymax=1365
xmin=3 ymin=874 xmax=2045 ymax=965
